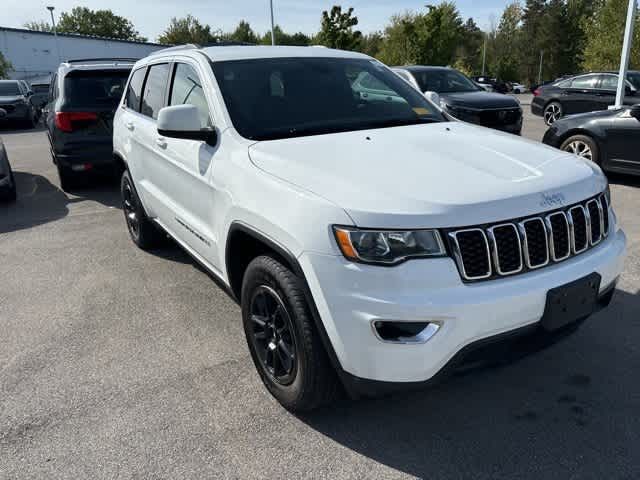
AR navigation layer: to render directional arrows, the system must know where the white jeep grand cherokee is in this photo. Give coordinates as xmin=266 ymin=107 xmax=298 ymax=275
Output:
xmin=113 ymin=45 xmax=626 ymax=411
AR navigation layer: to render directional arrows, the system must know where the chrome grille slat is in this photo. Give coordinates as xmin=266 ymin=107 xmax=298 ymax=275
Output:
xmin=448 ymin=193 xmax=610 ymax=283
xmin=518 ymin=218 xmax=549 ymax=269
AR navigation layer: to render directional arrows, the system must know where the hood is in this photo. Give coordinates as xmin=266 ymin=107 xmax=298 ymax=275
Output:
xmin=248 ymin=122 xmax=607 ymax=229
xmin=0 ymin=95 xmax=24 ymax=104
xmin=440 ymin=91 xmax=519 ymax=109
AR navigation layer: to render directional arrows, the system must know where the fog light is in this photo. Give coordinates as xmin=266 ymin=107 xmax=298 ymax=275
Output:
xmin=372 ymin=321 xmax=440 ymax=344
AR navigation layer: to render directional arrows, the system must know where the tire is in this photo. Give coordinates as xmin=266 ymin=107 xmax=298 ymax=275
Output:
xmin=120 ymin=169 xmax=163 ymax=250
xmin=241 ymin=255 xmax=340 ymax=412
xmin=543 ymin=101 xmax=563 ymax=126
xmin=560 ymin=134 xmax=599 ymax=164
xmin=0 ymin=170 xmax=17 ymax=202
xmin=57 ymin=165 xmax=80 ymax=192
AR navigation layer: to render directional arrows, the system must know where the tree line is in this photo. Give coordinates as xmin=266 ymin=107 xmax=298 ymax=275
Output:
xmin=16 ymin=1 xmax=640 ymax=85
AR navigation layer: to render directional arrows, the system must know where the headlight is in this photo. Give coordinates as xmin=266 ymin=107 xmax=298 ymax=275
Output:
xmin=333 ymin=227 xmax=446 ymax=265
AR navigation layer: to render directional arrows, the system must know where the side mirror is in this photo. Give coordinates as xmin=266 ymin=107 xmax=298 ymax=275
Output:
xmin=157 ymin=105 xmax=216 ymax=146
xmin=423 ymin=91 xmax=441 ymax=107
xmin=0 ymin=108 xmax=6 ymax=119
xmin=630 ymin=104 xmax=640 ymax=120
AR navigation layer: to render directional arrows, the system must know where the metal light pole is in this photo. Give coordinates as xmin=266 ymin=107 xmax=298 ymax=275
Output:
xmin=481 ymin=37 xmax=487 ymax=76
xmin=47 ymin=6 xmax=62 ymax=63
xmin=269 ymin=0 xmax=276 ymax=46
xmin=537 ymin=50 xmax=544 ymax=86
xmin=614 ymin=0 xmax=637 ymax=108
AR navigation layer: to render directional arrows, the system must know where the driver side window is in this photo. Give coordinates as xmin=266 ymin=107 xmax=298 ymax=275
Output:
xmin=169 ymin=63 xmax=212 ymax=128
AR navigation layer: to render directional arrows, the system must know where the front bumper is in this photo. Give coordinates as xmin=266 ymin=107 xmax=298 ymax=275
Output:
xmin=299 ymin=227 xmax=626 ymax=384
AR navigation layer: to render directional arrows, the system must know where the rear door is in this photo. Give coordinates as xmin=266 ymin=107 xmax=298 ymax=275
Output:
xmin=134 ymin=62 xmax=171 ymax=217
xmin=155 ymin=61 xmax=218 ymax=258
xmin=562 ymin=74 xmax=599 ymax=114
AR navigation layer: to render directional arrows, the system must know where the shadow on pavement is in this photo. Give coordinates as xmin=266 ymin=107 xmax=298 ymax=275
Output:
xmin=0 ymin=171 xmax=120 ymax=234
xmin=298 ymin=288 xmax=639 ymax=479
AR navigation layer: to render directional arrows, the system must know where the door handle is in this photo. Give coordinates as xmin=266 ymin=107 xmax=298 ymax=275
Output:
xmin=156 ymin=137 xmax=167 ymax=149
xmin=125 ymin=122 xmax=134 ymax=131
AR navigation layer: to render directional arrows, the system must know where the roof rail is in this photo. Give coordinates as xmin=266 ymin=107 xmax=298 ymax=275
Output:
xmin=201 ymin=40 xmax=254 ymax=47
xmin=149 ymin=44 xmax=200 ymax=55
xmin=65 ymin=58 xmax=139 ymax=64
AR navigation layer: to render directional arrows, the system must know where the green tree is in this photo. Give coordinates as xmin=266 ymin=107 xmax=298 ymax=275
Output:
xmin=583 ymin=0 xmax=640 ymax=70
xmin=56 ymin=7 xmax=146 ymax=41
xmin=316 ymin=5 xmax=362 ymax=50
xmin=23 ymin=20 xmax=53 ymax=32
xmin=259 ymin=26 xmax=311 ymax=46
xmin=378 ymin=3 xmax=463 ymax=66
xmin=158 ymin=15 xmax=218 ymax=45
xmin=520 ymin=0 xmax=547 ymax=84
xmin=492 ymin=2 xmax=522 ymax=81
xmin=456 ymin=18 xmax=484 ymax=75
xmin=227 ymin=20 xmax=259 ymax=44
xmin=358 ymin=32 xmax=384 ymax=58
xmin=0 ymin=52 xmax=12 ymax=79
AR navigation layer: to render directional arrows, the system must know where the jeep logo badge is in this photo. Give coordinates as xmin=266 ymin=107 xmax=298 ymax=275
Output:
xmin=540 ymin=192 xmax=566 ymax=208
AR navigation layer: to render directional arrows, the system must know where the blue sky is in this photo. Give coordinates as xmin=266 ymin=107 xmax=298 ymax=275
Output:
xmin=7 ymin=0 xmax=510 ymax=41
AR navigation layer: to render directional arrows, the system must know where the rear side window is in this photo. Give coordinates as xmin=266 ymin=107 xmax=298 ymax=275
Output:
xmin=63 ymin=70 xmax=130 ymax=108
xmin=125 ymin=68 xmax=146 ymax=111
xmin=0 ymin=82 xmax=21 ymax=96
xmin=570 ymin=75 xmax=598 ymax=89
xmin=598 ymin=75 xmax=619 ymax=91
xmin=141 ymin=63 xmax=170 ymax=120
xmin=169 ymin=63 xmax=211 ymax=128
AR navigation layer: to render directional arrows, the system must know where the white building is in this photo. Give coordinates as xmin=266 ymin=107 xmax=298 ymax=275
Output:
xmin=0 ymin=27 xmax=165 ymax=82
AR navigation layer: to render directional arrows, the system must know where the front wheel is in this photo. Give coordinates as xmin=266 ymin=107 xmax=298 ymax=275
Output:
xmin=241 ymin=255 xmax=340 ymax=412
xmin=560 ymin=134 xmax=599 ymax=164
xmin=543 ymin=101 xmax=563 ymax=126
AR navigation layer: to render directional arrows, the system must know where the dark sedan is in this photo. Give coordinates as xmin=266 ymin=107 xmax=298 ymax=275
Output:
xmin=543 ymin=104 xmax=640 ymax=175
xmin=0 ymin=110 xmax=17 ymax=201
xmin=393 ymin=66 xmax=522 ymax=134
xmin=532 ymin=71 xmax=640 ymax=126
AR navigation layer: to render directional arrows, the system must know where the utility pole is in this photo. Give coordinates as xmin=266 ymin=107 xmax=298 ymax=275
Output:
xmin=614 ymin=0 xmax=637 ymax=108
xmin=269 ymin=0 xmax=276 ymax=46
xmin=47 ymin=6 xmax=62 ymax=64
xmin=481 ymin=36 xmax=487 ymax=76
xmin=537 ymin=50 xmax=544 ymax=86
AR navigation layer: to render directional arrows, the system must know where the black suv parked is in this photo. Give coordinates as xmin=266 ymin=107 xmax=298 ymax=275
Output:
xmin=44 ymin=59 xmax=135 ymax=191
xmin=532 ymin=71 xmax=640 ymax=125
xmin=0 ymin=80 xmax=39 ymax=128
xmin=393 ymin=66 xmax=523 ymax=134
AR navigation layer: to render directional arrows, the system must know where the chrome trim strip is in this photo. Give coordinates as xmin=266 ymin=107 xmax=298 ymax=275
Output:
xmin=600 ymin=194 xmax=609 ymax=237
xmin=545 ymin=212 xmax=571 ymax=262
xmin=448 ymin=229 xmax=492 ymax=280
xmin=517 ymin=218 xmax=549 ymax=269
xmin=487 ymin=223 xmax=523 ymax=275
xmin=371 ymin=320 xmax=442 ymax=345
xmin=587 ymin=199 xmax=603 ymax=245
xmin=567 ymin=205 xmax=589 ymax=254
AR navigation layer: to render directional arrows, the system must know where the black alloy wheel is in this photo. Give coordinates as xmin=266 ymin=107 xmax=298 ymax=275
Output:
xmin=248 ymin=285 xmax=297 ymax=385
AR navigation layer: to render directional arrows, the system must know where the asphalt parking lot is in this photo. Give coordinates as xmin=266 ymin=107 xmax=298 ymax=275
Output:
xmin=1 ymin=100 xmax=639 ymax=479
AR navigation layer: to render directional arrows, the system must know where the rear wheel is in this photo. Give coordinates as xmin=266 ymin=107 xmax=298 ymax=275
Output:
xmin=57 ymin=165 xmax=80 ymax=192
xmin=241 ymin=255 xmax=340 ymax=412
xmin=121 ymin=169 xmax=163 ymax=250
xmin=560 ymin=134 xmax=599 ymax=164
xmin=544 ymin=101 xmax=563 ymax=126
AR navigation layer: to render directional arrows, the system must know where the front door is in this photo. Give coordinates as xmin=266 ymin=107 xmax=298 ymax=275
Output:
xmin=153 ymin=61 xmax=219 ymax=261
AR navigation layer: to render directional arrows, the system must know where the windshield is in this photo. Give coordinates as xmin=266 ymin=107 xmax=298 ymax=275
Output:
xmin=412 ymin=69 xmax=480 ymax=94
xmin=32 ymin=85 xmax=49 ymax=93
xmin=0 ymin=82 xmax=21 ymax=96
xmin=63 ymin=70 xmax=130 ymax=108
xmin=211 ymin=57 xmax=445 ymax=141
